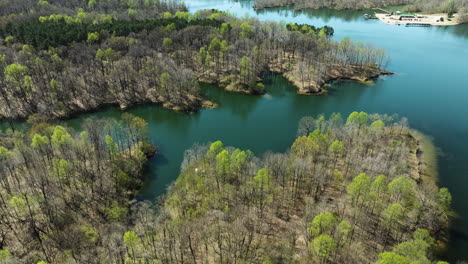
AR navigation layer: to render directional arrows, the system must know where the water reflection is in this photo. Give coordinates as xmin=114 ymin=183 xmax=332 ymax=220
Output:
xmin=201 ymin=83 xmax=262 ymax=120
xmin=256 ymin=6 xmax=369 ymax=22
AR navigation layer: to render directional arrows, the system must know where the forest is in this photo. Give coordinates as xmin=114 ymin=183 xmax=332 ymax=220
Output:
xmin=0 ymin=112 xmax=452 ymax=263
xmin=0 ymin=1 xmax=388 ymax=120
xmin=253 ymin=0 xmax=468 ymax=23
xmin=0 ymin=113 xmax=155 ymax=263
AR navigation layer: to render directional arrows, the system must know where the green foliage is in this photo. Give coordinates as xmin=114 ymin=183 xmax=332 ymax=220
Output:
xmin=216 ymin=150 xmax=231 ymax=175
xmin=105 ymin=135 xmax=118 ymax=154
xmin=291 ymin=136 xmax=319 ymax=157
xmin=144 ymin=0 xmax=152 ymax=7
xmin=332 ymin=169 xmax=344 ymax=185
xmin=0 ymin=249 xmax=11 ymax=261
xmin=240 ymin=22 xmax=254 ymax=38
xmin=393 ymin=242 xmax=429 ymax=263
xmin=117 ymin=170 xmax=130 ymax=186
xmin=163 ymin=37 xmax=173 ymax=51
xmin=175 ymin=11 xmax=190 ymax=20
xmin=318 ymin=28 xmax=327 ymax=38
xmin=207 ymin=141 xmax=224 ymax=159
xmin=123 ymin=231 xmax=138 ymax=247
xmin=286 ymin=23 xmax=334 ymax=37
xmin=253 ymin=168 xmax=270 ymax=186
xmin=382 ymin=203 xmax=404 ymax=227
xmin=9 ymin=196 xmax=27 ymax=212
xmin=357 ymin=112 xmax=369 ymax=125
xmin=388 ymin=176 xmax=415 ymax=203
xmin=220 ymin=22 xmax=231 ymax=35
xmin=81 ymin=225 xmax=99 ymax=244
xmin=128 ymin=8 xmax=137 ymax=17
xmin=77 ymin=8 xmax=90 ymax=21
xmin=328 ymin=140 xmax=345 ymax=156
xmin=5 ymin=64 xmax=29 ymax=83
xmin=413 ymin=229 xmax=434 ymax=246
xmin=160 ymin=72 xmax=170 ymax=90
xmin=239 ymin=56 xmax=251 ymax=84
xmin=52 ymin=158 xmax=72 ymax=180
xmin=338 ymin=220 xmax=352 ymax=237
xmin=165 ymin=23 xmax=176 ymax=32
xmin=309 ymin=212 xmax=337 ymax=237
xmin=438 ymin=187 xmax=452 ymax=211
xmin=0 ymin=114 xmax=151 ymax=262
xmin=96 ymin=48 xmax=119 ymax=62
xmin=374 ymin=252 xmax=410 ymax=264
xmin=231 ymin=149 xmax=248 ymax=173
xmin=208 ymin=37 xmax=222 ymax=53
xmin=87 ymin=32 xmax=99 ymax=43
xmin=371 ymin=174 xmax=387 ymax=193
xmin=51 ymin=126 xmax=72 ymax=147
xmin=0 ymin=146 xmax=12 ymax=161
xmin=445 ymin=0 xmax=457 ymax=16
xmin=376 ymin=229 xmax=437 ymax=264
xmin=220 ymin=40 xmax=228 ymax=53
xmin=49 ymin=79 xmax=59 ymax=90
xmin=311 ymin=234 xmax=336 ymax=261
xmin=308 ymin=129 xmax=329 ymax=148
xmin=38 ymin=0 xmax=49 ymax=6
xmin=88 ymin=0 xmax=97 ymax=9
xmin=1 ymin=18 xmax=223 ymax=49
xmin=371 ymin=120 xmax=385 ymax=129
xmin=346 ymin=111 xmax=368 ymax=126
xmin=347 ymin=173 xmax=371 ymax=204
xmin=106 ymin=202 xmax=128 ymax=221
xmin=346 ymin=111 xmax=359 ymax=125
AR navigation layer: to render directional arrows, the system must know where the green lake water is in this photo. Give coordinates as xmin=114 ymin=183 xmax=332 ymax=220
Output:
xmin=2 ymin=1 xmax=468 ymax=261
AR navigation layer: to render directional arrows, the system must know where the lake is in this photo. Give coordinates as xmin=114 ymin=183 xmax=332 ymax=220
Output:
xmin=3 ymin=0 xmax=468 ymax=261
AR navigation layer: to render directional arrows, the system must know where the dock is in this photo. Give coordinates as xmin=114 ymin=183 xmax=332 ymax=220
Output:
xmin=374 ymin=12 xmax=459 ymax=26
xmin=405 ymin=23 xmax=431 ymax=27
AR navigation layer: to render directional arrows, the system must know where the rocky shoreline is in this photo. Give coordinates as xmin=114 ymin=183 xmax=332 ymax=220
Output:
xmin=0 ymin=67 xmax=389 ymax=121
xmin=271 ymin=63 xmax=393 ymax=94
xmin=0 ymin=93 xmax=217 ymax=121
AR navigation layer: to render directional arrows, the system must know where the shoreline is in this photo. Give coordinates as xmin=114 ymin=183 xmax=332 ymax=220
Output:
xmin=410 ymin=129 xmax=439 ymax=185
xmin=273 ymin=64 xmax=393 ymax=95
xmin=0 ymin=65 xmax=390 ymax=122
xmin=253 ymin=4 xmax=466 ymax=25
xmin=0 ymin=96 xmax=218 ymax=122
xmin=408 ymin=129 xmax=451 ymax=254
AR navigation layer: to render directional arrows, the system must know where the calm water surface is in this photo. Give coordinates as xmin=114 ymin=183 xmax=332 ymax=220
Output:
xmin=3 ymin=1 xmax=468 ymax=261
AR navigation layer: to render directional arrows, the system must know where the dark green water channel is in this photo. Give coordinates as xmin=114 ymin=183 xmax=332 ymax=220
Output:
xmin=2 ymin=1 xmax=468 ymax=261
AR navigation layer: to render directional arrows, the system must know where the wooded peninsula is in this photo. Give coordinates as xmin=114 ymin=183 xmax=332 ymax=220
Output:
xmin=0 ymin=0 xmax=389 ymax=120
xmin=0 ymin=112 xmax=452 ymax=263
